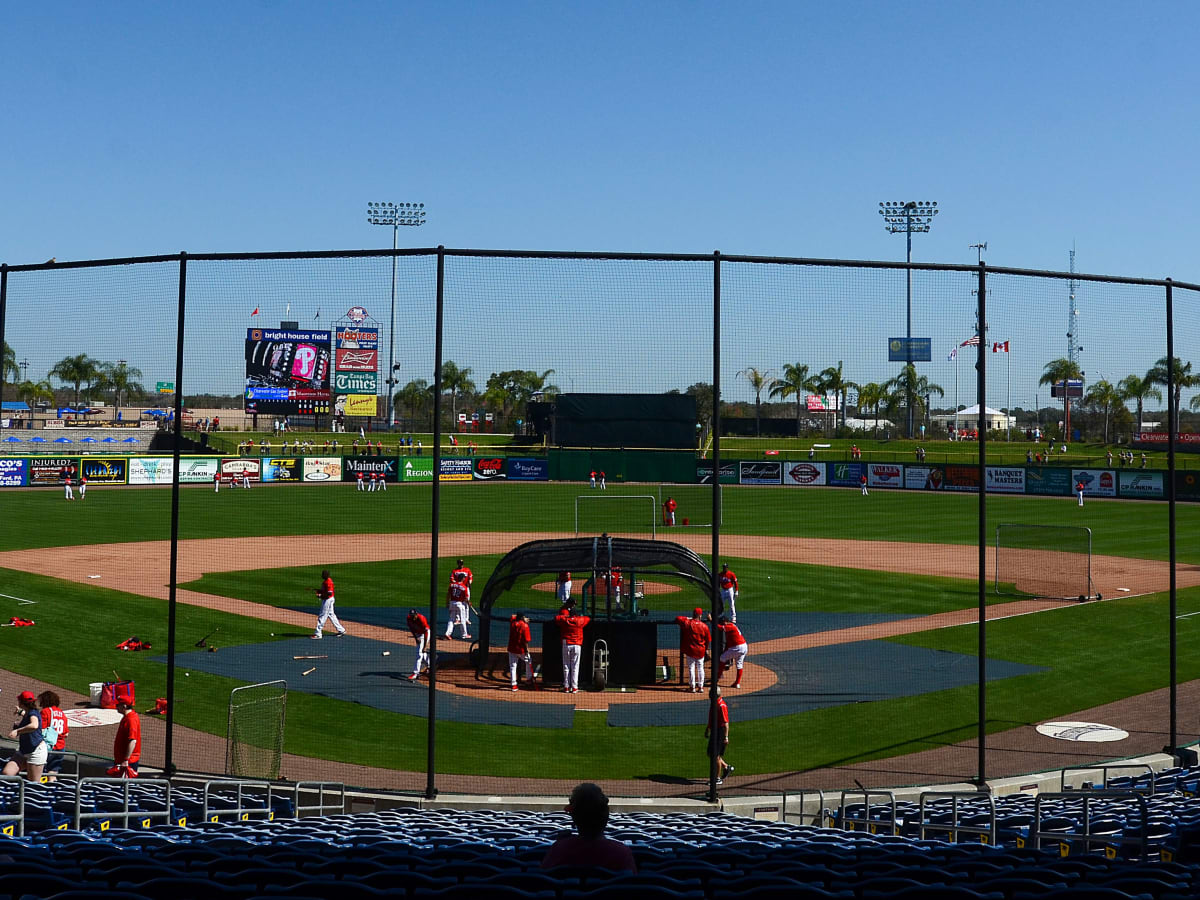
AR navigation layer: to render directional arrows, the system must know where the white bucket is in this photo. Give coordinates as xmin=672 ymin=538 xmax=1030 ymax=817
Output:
xmin=89 ymin=682 xmax=105 ymax=707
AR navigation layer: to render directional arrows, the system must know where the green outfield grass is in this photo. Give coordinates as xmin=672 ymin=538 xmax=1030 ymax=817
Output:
xmin=2 ymin=480 xmax=1195 ymax=563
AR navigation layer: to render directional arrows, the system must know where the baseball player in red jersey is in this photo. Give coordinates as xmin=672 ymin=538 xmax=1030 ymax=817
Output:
xmin=599 ymin=470 xmax=606 ymax=489
xmin=1077 ymin=480 xmax=1085 ymax=507
xmin=454 ymin=559 xmax=474 ymax=589
xmin=452 ymin=559 xmax=474 ymax=630
xmin=715 ymin=615 xmax=748 ymax=688
xmin=406 ymin=609 xmax=430 ymax=680
xmin=79 ymin=475 xmax=87 ymax=500
xmin=444 ymin=571 xmax=471 ymax=640
xmin=312 ymin=569 xmax=347 ymax=639
xmin=860 ymin=473 xmax=868 ymax=496
xmin=507 ymin=612 xmax=534 ymax=690
xmin=214 ymin=470 xmax=221 ymax=493
xmin=674 ymin=607 xmax=711 ymax=692
xmin=555 ymin=607 xmax=591 ymax=692
xmin=356 ymin=471 xmax=366 ymax=492
xmin=242 ymin=468 xmax=251 ymax=489
xmin=63 ymin=472 xmax=74 ymax=501
xmin=663 ymin=496 xmax=677 ymax=526
xmin=718 ymin=564 xmax=739 ymax=623
xmin=590 ymin=469 xmax=597 ymax=488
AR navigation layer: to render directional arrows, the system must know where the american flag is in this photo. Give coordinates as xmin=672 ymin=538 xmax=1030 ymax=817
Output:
xmin=960 ymin=335 xmax=981 ymax=347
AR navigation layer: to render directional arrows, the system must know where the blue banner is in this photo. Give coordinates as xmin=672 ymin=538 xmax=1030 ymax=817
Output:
xmin=0 ymin=458 xmax=27 ymax=487
xmin=827 ymin=461 xmax=866 ymax=487
xmin=888 ymin=337 xmax=932 ymax=362
xmin=506 ymin=457 xmax=549 ymax=480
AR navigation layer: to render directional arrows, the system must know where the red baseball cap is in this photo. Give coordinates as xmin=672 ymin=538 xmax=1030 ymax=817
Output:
xmin=18 ymin=690 xmax=36 ymax=703
xmin=694 ymin=608 xmax=704 ymax=616
xmin=115 ymin=692 xmax=134 ymax=706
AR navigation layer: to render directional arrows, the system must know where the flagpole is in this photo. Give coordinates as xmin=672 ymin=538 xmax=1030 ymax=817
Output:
xmin=954 ymin=351 xmax=960 ymax=435
xmin=1006 ymin=345 xmax=1012 ymax=441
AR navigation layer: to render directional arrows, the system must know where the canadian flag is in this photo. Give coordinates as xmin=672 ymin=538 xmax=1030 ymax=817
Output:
xmin=993 ymin=340 xmax=1010 ymax=353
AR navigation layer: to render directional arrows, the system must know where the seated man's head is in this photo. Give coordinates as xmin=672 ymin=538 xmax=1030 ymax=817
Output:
xmin=567 ymin=782 xmax=610 ymax=839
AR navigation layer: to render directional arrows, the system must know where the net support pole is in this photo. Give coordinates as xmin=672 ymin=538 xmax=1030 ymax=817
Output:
xmin=0 ymin=265 xmax=7 ymax=430
xmin=1167 ymin=279 xmax=1178 ymax=754
xmin=164 ymin=251 xmax=187 ymax=778
xmin=425 ymin=246 xmax=445 ymax=801
xmin=708 ymin=250 xmax=722 ymax=803
xmin=975 ymin=260 xmax=988 ymax=788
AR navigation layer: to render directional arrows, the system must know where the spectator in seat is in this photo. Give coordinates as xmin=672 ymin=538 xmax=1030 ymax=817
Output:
xmin=542 ymin=783 xmax=637 ymax=873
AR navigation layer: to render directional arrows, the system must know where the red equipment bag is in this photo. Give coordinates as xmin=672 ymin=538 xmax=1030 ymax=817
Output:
xmin=99 ymin=681 xmax=135 ymax=710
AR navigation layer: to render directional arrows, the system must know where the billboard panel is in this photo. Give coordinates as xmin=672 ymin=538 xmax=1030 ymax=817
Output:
xmin=696 ymin=462 xmax=738 ymax=484
xmin=81 ymin=457 xmax=127 ymax=484
xmin=739 ymin=461 xmax=781 ymax=485
xmin=337 ymin=394 xmax=378 ymax=417
xmin=335 ymin=326 xmax=379 ymax=349
xmin=887 ymin=337 xmax=932 ymax=362
xmin=332 ymin=371 xmax=378 ymax=395
xmin=29 ymin=458 xmax=77 ymax=485
xmin=506 ymin=457 xmax=548 ymax=481
xmin=1177 ymin=471 xmax=1200 ymax=502
xmin=303 ymin=457 xmax=343 ymax=482
xmin=335 ymin=348 xmax=378 ymax=371
xmin=904 ymin=465 xmax=945 ymax=490
xmin=985 ymin=466 xmax=1026 ymax=494
xmin=781 ymin=462 xmax=826 ymax=486
xmin=943 ymin=464 xmax=980 ymax=493
xmin=867 ymin=463 xmax=903 ymax=488
xmin=1073 ymin=468 xmax=1116 ymax=497
xmin=827 ymin=461 xmax=865 ymax=487
xmin=128 ymin=457 xmax=174 ymax=485
xmin=0 ymin=458 xmax=27 ymax=486
xmin=400 ymin=457 xmax=435 ymax=482
xmin=178 ymin=457 xmax=219 ymax=483
xmin=440 ymin=458 xmax=474 ymax=482
xmin=1025 ymin=466 xmax=1072 ymax=496
xmin=262 ymin=457 xmax=303 ymax=482
xmin=220 ymin=458 xmax=261 ymax=482
xmin=473 ymin=457 xmax=507 ymax=480
xmin=343 ymin=455 xmax=397 ymax=481
xmin=1119 ymin=470 xmax=1164 ymax=499
xmin=244 ymin=328 xmax=331 ymax=415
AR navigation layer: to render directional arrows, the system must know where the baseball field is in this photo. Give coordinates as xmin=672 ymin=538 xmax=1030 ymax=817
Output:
xmin=2 ymin=477 xmax=1199 ymax=793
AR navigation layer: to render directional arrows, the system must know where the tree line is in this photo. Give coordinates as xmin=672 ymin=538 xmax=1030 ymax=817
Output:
xmin=1 ymin=346 xmax=147 ymax=421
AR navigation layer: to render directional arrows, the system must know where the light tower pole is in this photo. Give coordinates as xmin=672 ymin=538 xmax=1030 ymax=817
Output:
xmin=367 ymin=201 xmax=427 ymax=427
xmin=880 ymin=200 xmax=939 ymax=438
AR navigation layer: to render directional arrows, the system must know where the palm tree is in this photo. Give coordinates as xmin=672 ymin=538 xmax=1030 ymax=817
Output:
xmin=1148 ymin=356 xmax=1200 ymax=431
xmin=886 ymin=365 xmax=944 ymax=432
xmin=439 ymin=361 xmax=476 ymax=427
xmin=768 ymin=363 xmax=813 ymax=434
xmin=1039 ymin=358 xmax=1083 ymax=441
xmin=2 ymin=342 xmax=17 ymax=384
xmin=18 ymin=379 xmax=53 ymax=424
xmin=49 ymin=354 xmax=99 ymax=407
xmin=818 ymin=361 xmax=851 ymax=434
xmin=1116 ymin=374 xmax=1162 ymax=436
xmin=854 ymin=381 xmax=890 ymax=437
xmin=395 ymin=378 xmax=431 ymax=428
xmin=1084 ymin=379 xmax=1123 ymax=443
xmin=96 ymin=360 xmax=145 ymax=419
xmin=739 ymin=367 xmax=773 ymax=437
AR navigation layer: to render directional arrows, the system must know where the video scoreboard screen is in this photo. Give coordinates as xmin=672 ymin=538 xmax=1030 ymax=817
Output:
xmin=244 ymin=329 xmax=332 ymax=415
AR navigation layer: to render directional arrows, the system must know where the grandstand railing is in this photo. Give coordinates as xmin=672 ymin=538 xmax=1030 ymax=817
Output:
xmin=918 ymin=790 xmax=997 ymax=844
xmin=832 ymin=788 xmax=898 ymax=835
xmin=1032 ymin=790 xmax=1151 ymax=860
xmin=72 ymin=777 xmax=173 ymax=831
xmin=780 ymin=789 xmax=827 ymax=827
xmin=1060 ymin=763 xmax=1157 ymax=794
xmin=0 ymin=775 xmax=27 ymax=837
xmin=282 ymin=780 xmax=346 ymax=818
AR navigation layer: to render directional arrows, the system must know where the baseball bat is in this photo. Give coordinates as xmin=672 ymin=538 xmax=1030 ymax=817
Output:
xmin=301 ymin=667 xmax=316 ymax=676
xmin=194 ymin=626 xmax=220 ymax=648
xmin=292 ymin=655 xmax=327 ymax=660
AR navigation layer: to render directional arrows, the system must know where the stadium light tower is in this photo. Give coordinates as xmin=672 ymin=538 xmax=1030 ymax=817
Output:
xmin=879 ymin=200 xmax=939 ymax=438
xmin=367 ymin=201 xmax=427 ymax=427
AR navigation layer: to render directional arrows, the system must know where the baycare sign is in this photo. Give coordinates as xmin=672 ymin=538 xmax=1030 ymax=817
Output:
xmin=473 ymin=457 xmax=507 ymax=480
xmin=867 ymin=463 xmax=902 ymax=488
xmin=29 ymin=458 xmax=76 ymax=485
xmin=81 ymin=457 xmax=128 ymax=484
xmin=782 ymin=462 xmax=825 ymax=486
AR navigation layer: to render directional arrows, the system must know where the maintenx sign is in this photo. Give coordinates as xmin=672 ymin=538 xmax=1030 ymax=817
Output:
xmin=333 ymin=371 xmax=378 ymax=394
xmin=81 ymin=457 xmax=128 ymax=484
xmin=399 ymin=457 xmax=434 ymax=482
xmin=343 ymin=455 xmax=397 ymax=481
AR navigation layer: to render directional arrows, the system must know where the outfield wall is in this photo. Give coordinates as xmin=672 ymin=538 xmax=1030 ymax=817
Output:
xmin=0 ymin=452 xmax=1177 ymax=500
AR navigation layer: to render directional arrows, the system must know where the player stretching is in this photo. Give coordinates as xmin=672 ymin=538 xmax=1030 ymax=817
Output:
xmin=714 ymin=615 xmax=748 ymax=689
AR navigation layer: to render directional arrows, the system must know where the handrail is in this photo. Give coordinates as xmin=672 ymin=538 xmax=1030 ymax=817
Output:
xmin=836 ymin=789 xmax=897 ymax=835
xmin=918 ymin=790 xmax=996 ymax=844
xmin=1060 ymin=763 xmax=1156 ymax=794
xmin=202 ymin=778 xmax=272 ymax=822
xmin=281 ymin=781 xmax=346 ymax=818
xmin=781 ymin=789 xmax=826 ymax=827
xmin=0 ymin=775 xmax=27 ymax=837
xmin=73 ymin=777 xmax=172 ymax=831
xmin=1032 ymin=790 xmax=1150 ymax=860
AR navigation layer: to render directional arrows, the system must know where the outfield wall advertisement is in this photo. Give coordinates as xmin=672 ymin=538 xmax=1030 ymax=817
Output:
xmin=344 ymin=455 xmax=397 ymax=481
xmin=507 ymin=458 xmax=549 ymax=481
xmin=399 ymin=458 xmax=434 ymax=482
xmin=29 ymin=458 xmax=76 ymax=485
xmin=1025 ymin=466 xmax=1072 ymax=496
xmin=473 ymin=457 xmax=507 ymax=480
xmin=0 ymin=458 xmax=26 ymax=486
xmin=739 ymin=461 xmax=781 ymax=485
xmin=220 ymin=458 xmax=261 ymax=481
xmin=178 ymin=458 xmax=219 ymax=483
xmin=943 ymin=465 xmax=980 ymax=492
xmin=440 ymin=458 xmax=473 ymax=482
xmin=697 ymin=462 xmax=739 ymax=484
xmin=827 ymin=462 xmax=865 ymax=487
xmin=904 ymin=465 xmax=944 ymax=490
xmin=263 ymin=457 xmax=303 ymax=482
xmin=1073 ymin=468 xmax=1117 ymax=497
xmin=781 ymin=462 xmax=825 ymax=486
xmin=985 ymin=466 xmax=1025 ymax=494
xmin=128 ymin=457 xmax=174 ymax=485
xmin=303 ymin=457 xmax=343 ymax=482
xmin=867 ymin=463 xmax=903 ymax=489
xmin=1119 ymin=470 xmax=1164 ymax=498
xmin=81 ymin=457 xmax=128 ymax=484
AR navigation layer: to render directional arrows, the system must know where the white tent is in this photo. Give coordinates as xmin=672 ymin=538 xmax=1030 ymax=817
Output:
xmin=932 ymin=404 xmax=1014 ymax=431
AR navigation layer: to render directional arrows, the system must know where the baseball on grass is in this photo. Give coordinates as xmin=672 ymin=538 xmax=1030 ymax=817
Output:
xmin=184 ymin=673 xmax=189 ymax=677
xmin=381 ymin=651 xmax=390 ymax=656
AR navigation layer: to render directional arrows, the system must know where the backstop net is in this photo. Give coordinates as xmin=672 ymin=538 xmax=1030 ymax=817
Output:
xmin=995 ymin=524 xmax=1095 ymax=601
xmin=575 ymin=494 xmax=657 ymax=538
xmin=226 ymin=680 xmax=288 ymax=780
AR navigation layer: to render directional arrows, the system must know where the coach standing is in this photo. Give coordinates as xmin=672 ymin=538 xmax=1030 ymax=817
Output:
xmin=312 ymin=569 xmax=347 ymax=639
xmin=507 ymin=612 xmax=534 ymax=691
xmin=556 ymin=607 xmax=590 ymax=693
xmin=674 ymin=607 xmax=710 ymax=693
xmin=705 ymin=686 xmax=733 ymax=784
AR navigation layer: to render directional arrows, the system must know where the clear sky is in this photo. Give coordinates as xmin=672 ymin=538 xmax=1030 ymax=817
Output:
xmin=3 ymin=2 xmax=1198 ymax=409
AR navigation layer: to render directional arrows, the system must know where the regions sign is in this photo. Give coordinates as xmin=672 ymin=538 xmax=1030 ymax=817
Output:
xmin=303 ymin=457 xmax=343 ymax=482
xmin=338 ymin=394 xmax=378 ymax=417
xmin=827 ymin=462 xmax=866 ymax=488
xmin=343 ymin=456 xmax=397 ymax=481
xmin=220 ymin=458 xmax=261 ymax=481
xmin=739 ymin=461 xmax=781 ymax=485
xmin=942 ymin=465 xmax=980 ymax=493
xmin=985 ymin=466 xmax=1026 ymax=494
xmin=904 ymin=465 xmax=944 ymax=490
xmin=506 ymin=457 xmax=548 ymax=481
xmin=867 ymin=463 xmax=903 ymax=488
xmin=177 ymin=457 xmax=219 ymax=483
xmin=29 ymin=458 xmax=76 ymax=485
xmin=472 ymin=457 xmax=507 ymax=480
xmin=440 ymin=458 xmax=474 ymax=482
xmin=696 ymin=462 xmax=738 ymax=485
xmin=81 ymin=457 xmax=128 ymax=484
xmin=1025 ymin=466 xmax=1072 ymax=496
xmin=1073 ymin=468 xmax=1116 ymax=497
xmin=400 ymin=457 xmax=435 ymax=482
xmin=335 ymin=348 xmax=378 ymax=371
xmin=128 ymin=457 xmax=175 ymax=485
xmin=0 ymin=458 xmax=26 ymax=487
xmin=262 ymin=457 xmax=303 ymax=482
xmin=782 ymin=462 xmax=825 ymax=486
xmin=1119 ymin=470 xmax=1164 ymax=499
xmin=333 ymin=371 xmax=378 ymax=395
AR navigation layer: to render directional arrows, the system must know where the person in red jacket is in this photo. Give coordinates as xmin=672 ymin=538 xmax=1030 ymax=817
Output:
xmin=715 ymin=615 xmax=748 ymax=689
xmin=507 ymin=612 xmax=534 ymax=691
xmin=111 ymin=692 xmax=141 ymax=776
xmin=674 ymin=607 xmax=711 ymax=693
xmin=37 ymin=691 xmax=69 ymax=780
xmin=555 ymin=607 xmax=591 ymax=693
xmin=406 ymin=609 xmax=430 ymax=681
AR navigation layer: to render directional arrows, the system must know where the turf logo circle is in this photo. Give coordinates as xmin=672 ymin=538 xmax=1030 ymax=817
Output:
xmin=1035 ymin=721 xmax=1129 ymax=742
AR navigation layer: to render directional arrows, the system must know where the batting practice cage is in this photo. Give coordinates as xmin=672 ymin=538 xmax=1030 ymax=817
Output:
xmin=2 ymin=246 xmax=1200 ymax=804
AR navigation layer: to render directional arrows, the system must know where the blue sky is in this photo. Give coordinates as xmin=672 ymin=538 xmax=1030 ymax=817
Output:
xmin=3 ymin=2 xmax=1198 ymax=408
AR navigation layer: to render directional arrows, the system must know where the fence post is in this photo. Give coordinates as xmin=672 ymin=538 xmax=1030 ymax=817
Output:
xmin=164 ymin=250 xmax=187 ymax=777
xmin=0 ymin=264 xmax=7 ymax=422
xmin=1166 ymin=279 xmax=1178 ymax=754
xmin=426 ymin=246 xmax=445 ymax=801
xmin=976 ymin=261 xmax=988 ymax=787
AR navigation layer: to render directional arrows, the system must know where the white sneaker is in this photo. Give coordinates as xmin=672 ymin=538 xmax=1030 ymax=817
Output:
xmin=310 ymin=635 xmax=322 ymax=640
